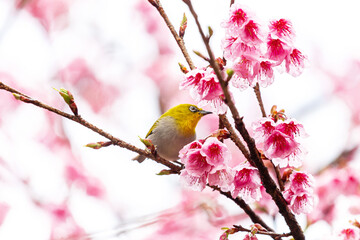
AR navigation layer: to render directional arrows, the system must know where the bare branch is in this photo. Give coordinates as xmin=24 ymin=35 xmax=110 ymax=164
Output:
xmin=0 ymin=81 xmax=182 ymax=172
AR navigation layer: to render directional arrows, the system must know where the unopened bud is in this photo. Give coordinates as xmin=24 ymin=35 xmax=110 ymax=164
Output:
xmin=179 ymin=13 xmax=187 ymax=38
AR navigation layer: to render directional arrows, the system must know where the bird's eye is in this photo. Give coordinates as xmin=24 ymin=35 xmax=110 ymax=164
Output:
xmin=189 ymin=106 xmax=198 ymax=112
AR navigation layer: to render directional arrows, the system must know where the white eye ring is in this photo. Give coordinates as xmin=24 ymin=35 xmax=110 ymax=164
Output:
xmin=189 ymin=106 xmax=198 ymax=112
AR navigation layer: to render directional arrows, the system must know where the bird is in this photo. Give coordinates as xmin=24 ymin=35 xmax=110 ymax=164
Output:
xmin=133 ymin=104 xmax=212 ymax=163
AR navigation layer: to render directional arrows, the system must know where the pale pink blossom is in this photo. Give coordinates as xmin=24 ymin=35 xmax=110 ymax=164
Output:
xmin=180 ymin=170 xmax=207 ymax=191
xmin=201 ymin=137 xmax=231 ymax=167
xmin=0 ymin=202 xmax=9 ymax=226
xmin=208 ymin=168 xmax=235 ymax=192
xmin=243 ymin=234 xmax=258 ymax=240
xmin=232 ymin=166 xmax=262 ymax=203
xmin=254 ymin=61 xmax=275 ymax=87
xmin=285 ymin=48 xmax=307 ymax=77
xmin=338 ymin=227 xmax=360 ymax=240
xmin=283 ymin=190 xmax=314 ymax=214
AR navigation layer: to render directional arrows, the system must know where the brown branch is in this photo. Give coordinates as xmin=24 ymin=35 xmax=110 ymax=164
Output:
xmin=182 ymin=1 xmax=305 ymax=239
xmin=253 ymin=83 xmax=267 ymax=118
xmin=219 ymin=114 xmax=252 ymax=165
xmin=230 ymin=0 xmax=235 ymax=7
xmin=148 ymin=0 xmax=195 ymax=70
xmin=272 ymin=161 xmax=285 ymax=192
xmin=233 ymin=225 xmax=292 ymax=238
xmin=0 ymin=81 xmax=182 ymax=173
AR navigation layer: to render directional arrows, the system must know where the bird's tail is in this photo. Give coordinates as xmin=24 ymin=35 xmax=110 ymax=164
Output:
xmin=132 ymin=154 xmax=146 ymax=163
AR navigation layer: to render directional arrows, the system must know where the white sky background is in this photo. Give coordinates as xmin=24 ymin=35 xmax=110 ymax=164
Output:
xmin=0 ymin=0 xmax=360 ymax=239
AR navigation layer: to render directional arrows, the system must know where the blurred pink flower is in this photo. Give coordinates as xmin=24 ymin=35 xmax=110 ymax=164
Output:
xmin=338 ymin=227 xmax=360 ymax=240
xmin=180 ymin=170 xmax=207 ymax=191
xmin=231 ymin=166 xmax=262 ymax=203
xmin=0 ymin=202 xmax=10 ymax=226
xmin=17 ymin=0 xmax=69 ymax=31
xmin=59 ymin=58 xmax=119 ymax=113
xmin=243 ymin=234 xmax=258 ymax=240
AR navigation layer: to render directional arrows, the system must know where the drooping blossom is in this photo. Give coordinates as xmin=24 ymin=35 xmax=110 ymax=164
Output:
xmin=208 ymin=167 xmax=235 ymax=192
xmin=221 ymin=6 xmax=306 ymax=90
xmin=252 ymin=117 xmax=307 ymax=168
xmin=243 ymin=234 xmax=258 ymax=240
xmin=285 ymin=48 xmax=307 ymax=77
xmin=231 ymin=165 xmax=262 ymax=204
xmin=180 ymin=137 xmax=232 ymax=192
xmin=283 ymin=171 xmax=315 ymax=215
xmin=180 ymin=68 xmax=227 ymax=114
xmin=269 ymin=19 xmax=295 ymax=43
xmin=201 ymin=137 xmax=231 ymax=167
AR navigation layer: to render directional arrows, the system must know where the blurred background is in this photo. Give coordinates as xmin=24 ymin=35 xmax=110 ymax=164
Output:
xmin=0 ymin=0 xmax=360 ymax=239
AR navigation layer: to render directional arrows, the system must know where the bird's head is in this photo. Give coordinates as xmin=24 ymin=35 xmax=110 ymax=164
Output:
xmin=162 ymin=104 xmax=212 ymax=136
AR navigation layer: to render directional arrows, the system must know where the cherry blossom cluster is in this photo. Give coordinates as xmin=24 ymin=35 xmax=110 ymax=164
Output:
xmin=221 ymin=3 xmax=307 ymax=89
xmin=283 ymin=171 xmax=315 ymax=214
xmin=180 ymin=67 xmax=228 ymax=114
xmin=252 ymin=115 xmax=307 ymax=168
xmin=179 ymin=134 xmax=262 ymax=204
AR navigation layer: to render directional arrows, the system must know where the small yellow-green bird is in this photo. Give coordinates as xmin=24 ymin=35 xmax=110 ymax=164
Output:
xmin=133 ymin=104 xmax=212 ymax=163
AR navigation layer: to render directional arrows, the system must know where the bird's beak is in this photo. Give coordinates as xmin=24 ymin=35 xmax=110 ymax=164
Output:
xmin=199 ymin=110 xmax=212 ymax=115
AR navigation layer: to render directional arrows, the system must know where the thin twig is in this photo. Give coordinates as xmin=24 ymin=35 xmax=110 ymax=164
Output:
xmin=182 ymin=1 xmax=305 ymax=239
xmin=233 ymin=225 xmax=292 ymax=238
xmin=253 ymin=83 xmax=267 ymax=118
xmin=149 ymin=0 xmax=195 ymax=70
xmin=219 ymin=114 xmax=252 ymax=165
xmin=230 ymin=0 xmax=235 ymax=7
xmin=0 ymin=82 xmax=182 ymax=172
xmin=209 ymin=185 xmax=274 ymax=233
xmin=272 ymin=161 xmax=285 ymax=192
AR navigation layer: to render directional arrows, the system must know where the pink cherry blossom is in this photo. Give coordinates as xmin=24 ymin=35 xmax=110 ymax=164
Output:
xmin=232 ymin=166 xmax=262 ymax=203
xmin=239 ymin=20 xmax=264 ymax=45
xmin=269 ymin=19 xmax=294 ymax=43
xmin=180 ymin=170 xmax=207 ymax=191
xmin=179 ymin=140 xmax=204 ymax=159
xmin=208 ymin=168 xmax=235 ymax=192
xmin=252 ymin=117 xmax=307 ymax=167
xmin=338 ymin=227 xmax=360 ymax=240
xmin=266 ymin=38 xmax=290 ymax=64
xmin=182 ymin=149 xmax=212 ymax=177
xmin=243 ymin=234 xmax=258 ymax=240
xmin=283 ymin=190 xmax=314 ymax=214
xmin=180 ymin=68 xmax=227 ymax=114
xmin=263 ymin=130 xmax=299 ymax=159
xmin=201 ymin=137 xmax=231 ymax=167
xmin=254 ymin=61 xmax=275 ymax=87
xmin=288 ymin=171 xmax=315 ymax=194
xmin=222 ymin=4 xmax=250 ymax=33
xmin=285 ymin=48 xmax=307 ymax=77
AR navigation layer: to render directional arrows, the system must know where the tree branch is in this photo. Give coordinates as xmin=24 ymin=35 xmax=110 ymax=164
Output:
xmin=0 ymin=81 xmax=182 ymax=172
xmin=149 ymin=0 xmax=195 ymax=70
xmin=233 ymin=225 xmax=292 ymax=238
xmin=181 ymin=1 xmax=305 ymax=239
